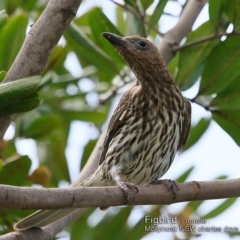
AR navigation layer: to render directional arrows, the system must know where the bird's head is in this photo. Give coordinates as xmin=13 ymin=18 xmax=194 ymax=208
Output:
xmin=102 ymin=32 xmax=171 ymax=85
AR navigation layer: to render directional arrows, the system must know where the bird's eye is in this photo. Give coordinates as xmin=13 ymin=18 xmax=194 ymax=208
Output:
xmin=137 ymin=40 xmax=147 ymax=48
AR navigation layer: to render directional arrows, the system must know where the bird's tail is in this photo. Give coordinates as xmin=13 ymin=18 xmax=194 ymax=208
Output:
xmin=14 ymin=166 xmax=111 ymax=230
xmin=14 ymin=208 xmax=77 ymax=230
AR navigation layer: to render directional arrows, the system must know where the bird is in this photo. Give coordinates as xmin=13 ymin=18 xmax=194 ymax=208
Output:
xmin=14 ymin=32 xmax=191 ymax=230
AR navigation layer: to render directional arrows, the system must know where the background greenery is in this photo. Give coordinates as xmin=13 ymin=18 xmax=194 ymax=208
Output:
xmin=0 ymin=0 xmax=240 ymax=239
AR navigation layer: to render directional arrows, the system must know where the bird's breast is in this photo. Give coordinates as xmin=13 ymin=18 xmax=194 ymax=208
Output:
xmin=104 ymin=99 xmax=183 ymax=184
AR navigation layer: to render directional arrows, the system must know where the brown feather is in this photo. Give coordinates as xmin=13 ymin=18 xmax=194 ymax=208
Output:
xmin=178 ymin=98 xmax=191 ymax=151
xmin=99 ymin=91 xmax=130 ymax=165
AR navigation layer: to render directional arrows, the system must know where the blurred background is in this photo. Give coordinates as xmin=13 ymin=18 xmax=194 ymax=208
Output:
xmin=1 ymin=0 xmax=240 ymax=239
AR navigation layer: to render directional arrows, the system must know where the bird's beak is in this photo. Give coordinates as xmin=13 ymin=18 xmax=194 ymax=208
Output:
xmin=102 ymin=32 xmax=128 ymax=48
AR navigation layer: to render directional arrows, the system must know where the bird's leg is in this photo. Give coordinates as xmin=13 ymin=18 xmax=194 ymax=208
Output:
xmin=112 ymin=169 xmax=138 ymax=204
xmin=151 ymin=179 xmax=179 ymax=200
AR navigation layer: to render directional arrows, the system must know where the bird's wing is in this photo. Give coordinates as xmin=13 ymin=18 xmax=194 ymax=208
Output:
xmin=99 ymin=91 xmax=130 ymax=165
xmin=178 ymin=98 xmax=191 ymax=151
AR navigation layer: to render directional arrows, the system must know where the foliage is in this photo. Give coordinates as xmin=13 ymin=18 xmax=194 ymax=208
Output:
xmin=0 ymin=76 xmax=41 ymax=116
xmin=0 ymin=0 xmax=240 ymax=239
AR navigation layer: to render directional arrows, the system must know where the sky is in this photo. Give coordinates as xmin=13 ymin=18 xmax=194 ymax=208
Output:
xmin=4 ymin=1 xmax=240 ymax=240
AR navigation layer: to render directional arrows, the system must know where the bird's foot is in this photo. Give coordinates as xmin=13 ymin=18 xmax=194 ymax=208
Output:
xmin=100 ymin=181 xmax=138 ymax=210
xmin=117 ymin=181 xmax=138 ymax=204
xmin=151 ymin=179 xmax=179 ymax=200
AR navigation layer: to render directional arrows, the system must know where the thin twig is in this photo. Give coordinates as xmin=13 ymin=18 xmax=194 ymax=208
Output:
xmin=164 ymin=12 xmax=180 ymax=18
xmin=110 ymin=0 xmax=164 ymax=37
xmin=174 ymin=31 xmax=240 ymax=52
xmin=99 ymin=77 xmax=135 ymax=105
xmin=110 ymin=0 xmax=141 ymax=19
xmin=190 ymin=98 xmax=210 ymax=111
xmin=134 ymin=1 xmax=148 ymax=37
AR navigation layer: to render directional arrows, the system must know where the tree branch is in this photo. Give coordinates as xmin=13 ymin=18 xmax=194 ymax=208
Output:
xmin=0 ymin=0 xmax=82 ymax=140
xmin=1 ymin=179 xmax=240 ymax=210
xmin=0 ymin=213 xmax=78 ymax=240
xmin=174 ymin=30 xmax=240 ymax=51
xmin=99 ymin=77 xmax=135 ymax=105
xmin=159 ymin=0 xmax=208 ymax=62
xmin=109 ymin=0 xmax=164 ymax=37
xmin=133 ymin=1 xmax=148 ymax=37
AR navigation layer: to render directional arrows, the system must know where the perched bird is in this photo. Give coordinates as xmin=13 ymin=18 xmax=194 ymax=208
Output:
xmin=14 ymin=32 xmax=191 ymax=230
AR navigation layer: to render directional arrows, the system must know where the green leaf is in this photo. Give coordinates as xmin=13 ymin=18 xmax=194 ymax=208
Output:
xmin=71 ymin=209 xmax=95 ymax=240
xmin=80 ymin=139 xmax=97 ymax=171
xmin=168 ymin=52 xmax=179 ymax=78
xmin=176 ymin=21 xmax=220 ymax=90
xmin=140 ymin=0 xmax=154 ymax=11
xmin=74 ymin=7 xmax=96 ymax=27
xmin=116 ymin=6 xmax=126 ymax=34
xmin=23 ymin=115 xmax=63 ymax=139
xmin=47 ymin=45 xmax=69 ymax=73
xmin=4 ymin=0 xmax=19 ymax=14
xmin=213 ymin=110 xmax=240 ymax=146
xmin=222 ymin=0 xmax=240 ymax=28
xmin=187 ymin=200 xmax=204 ymax=212
xmin=0 ymin=155 xmax=31 ymax=186
xmin=93 ymin=207 xmax=132 ymax=240
xmin=19 ymin=0 xmax=37 ymax=11
xmin=0 ymin=75 xmax=41 ymax=109
xmin=0 ymin=92 xmax=40 ymax=116
xmin=227 ymin=231 xmax=240 ymax=237
xmin=211 ymin=77 xmax=240 ymax=110
xmin=0 ymin=70 xmax=6 ymax=82
xmin=208 ymin=0 xmax=222 ymax=30
xmin=201 ymin=198 xmax=237 ymax=219
xmin=14 ymin=111 xmax=41 ymax=137
xmin=23 ymin=114 xmax=70 ymax=183
xmin=49 ymin=68 xmax=97 ymax=89
xmin=148 ymin=0 xmax=168 ymax=29
xmin=0 ymin=14 xmax=28 ymax=70
xmin=37 ymin=133 xmax=70 ymax=184
xmin=0 ymin=140 xmax=17 ymax=159
xmin=124 ymin=0 xmax=135 ymax=7
xmin=177 ymin=166 xmax=194 ymax=183
xmin=65 ymin=23 xmax=119 ymax=82
xmin=62 ymin=110 xmax=107 ymax=124
xmin=125 ymin=11 xmax=144 ymax=36
xmin=216 ymin=175 xmax=228 ymax=180
xmin=89 ymin=8 xmax=122 ymax=37
xmin=0 ymin=160 xmax=3 ymax=171
xmin=89 ymin=8 xmax=124 ymax=70
xmin=199 ymin=35 xmax=240 ymax=95
xmin=184 ymin=118 xmax=211 ymax=151
xmin=0 ymin=10 xmax=8 ymax=28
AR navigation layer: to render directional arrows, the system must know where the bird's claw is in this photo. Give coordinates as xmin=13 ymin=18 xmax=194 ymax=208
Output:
xmin=118 ymin=181 xmax=138 ymax=204
xmin=151 ymin=179 xmax=179 ymax=200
